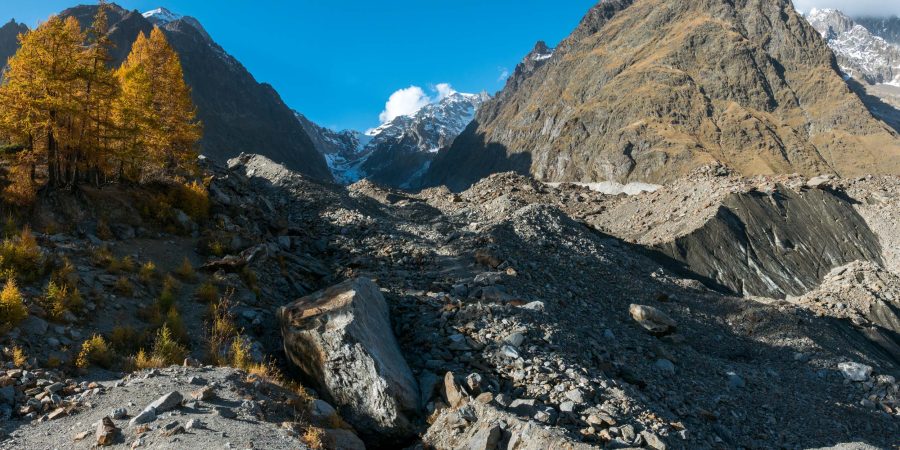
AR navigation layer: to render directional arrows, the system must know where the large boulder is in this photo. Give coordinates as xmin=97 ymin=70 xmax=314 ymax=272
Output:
xmin=277 ymin=277 xmax=419 ymax=444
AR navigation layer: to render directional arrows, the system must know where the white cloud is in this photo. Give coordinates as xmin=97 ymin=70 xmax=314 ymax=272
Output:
xmin=379 ymin=86 xmax=431 ymax=123
xmin=434 ymin=83 xmax=457 ymax=101
xmin=498 ymin=67 xmax=510 ymax=82
xmin=794 ymin=0 xmax=900 ymax=17
xmin=378 ymin=83 xmax=462 ymax=124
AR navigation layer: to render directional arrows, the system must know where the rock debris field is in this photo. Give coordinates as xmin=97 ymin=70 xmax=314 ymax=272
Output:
xmin=1 ymin=155 xmax=898 ymax=449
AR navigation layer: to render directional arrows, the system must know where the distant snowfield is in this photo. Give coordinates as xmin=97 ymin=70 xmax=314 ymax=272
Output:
xmin=544 ymin=181 xmax=661 ymax=196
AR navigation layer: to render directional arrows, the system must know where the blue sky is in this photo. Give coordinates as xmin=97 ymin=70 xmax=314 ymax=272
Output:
xmin=3 ymin=1 xmax=596 ymax=131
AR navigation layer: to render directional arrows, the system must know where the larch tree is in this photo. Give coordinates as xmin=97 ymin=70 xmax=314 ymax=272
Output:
xmin=0 ymin=15 xmax=87 ymax=188
xmin=77 ymin=1 xmax=120 ymax=185
xmin=114 ymin=27 xmax=200 ymax=181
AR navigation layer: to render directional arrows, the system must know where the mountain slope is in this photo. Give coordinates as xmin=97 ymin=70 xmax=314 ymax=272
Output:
xmin=302 ymin=91 xmax=488 ymax=187
xmin=423 ymin=0 xmax=900 ymax=191
xmin=29 ymin=4 xmax=332 ymax=181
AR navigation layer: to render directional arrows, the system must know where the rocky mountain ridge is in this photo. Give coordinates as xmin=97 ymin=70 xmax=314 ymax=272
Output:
xmin=857 ymin=15 xmax=900 ymax=45
xmin=301 ymin=91 xmax=489 ymax=188
xmin=424 ymin=0 xmax=900 ymax=191
xmin=807 ymin=8 xmax=900 ymax=86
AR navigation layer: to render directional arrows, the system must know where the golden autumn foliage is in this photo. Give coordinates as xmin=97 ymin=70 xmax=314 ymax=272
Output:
xmin=0 ymin=2 xmax=201 ymax=202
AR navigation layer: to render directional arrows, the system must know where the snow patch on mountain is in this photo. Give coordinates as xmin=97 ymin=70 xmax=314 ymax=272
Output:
xmin=142 ymin=7 xmax=183 ymax=25
xmin=300 ymin=91 xmax=490 ymax=186
xmin=807 ymin=8 xmax=900 ymax=85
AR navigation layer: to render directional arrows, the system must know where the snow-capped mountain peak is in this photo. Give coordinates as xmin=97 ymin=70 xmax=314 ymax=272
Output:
xmin=807 ymin=8 xmax=900 ymax=86
xmin=142 ymin=7 xmax=183 ymax=25
xmin=300 ymin=90 xmax=490 ymax=187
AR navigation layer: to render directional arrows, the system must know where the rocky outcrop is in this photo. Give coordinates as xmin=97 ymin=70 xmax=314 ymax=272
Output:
xmin=796 ymin=262 xmax=900 ymax=361
xmin=277 ymin=277 xmax=420 ymax=444
xmin=424 ymin=0 xmax=900 ymax=191
xmin=587 ymin=170 xmax=884 ymax=298
xmin=424 ymin=398 xmax=596 ymax=450
xmin=654 ymin=185 xmax=883 ymax=298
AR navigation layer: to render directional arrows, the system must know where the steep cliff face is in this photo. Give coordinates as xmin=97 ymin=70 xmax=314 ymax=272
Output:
xmin=0 ymin=20 xmax=27 ymax=69
xmin=424 ymin=0 xmax=900 ymax=191
xmin=47 ymin=4 xmax=333 ymax=181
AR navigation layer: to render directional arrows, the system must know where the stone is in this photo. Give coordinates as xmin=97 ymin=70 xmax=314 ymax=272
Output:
xmin=468 ymin=424 xmax=502 ymax=450
xmin=129 ymin=407 xmax=156 ymax=426
xmin=727 ymin=371 xmax=745 ymax=389
xmin=278 ymin=278 xmax=420 ymax=444
xmin=19 ymin=316 xmax=48 ymax=335
xmin=111 ymin=407 xmax=127 ymax=420
xmin=655 ymin=359 xmax=676 ymax=375
xmin=520 ymin=301 xmax=545 ymax=311
xmin=96 ymin=416 xmax=119 ymax=446
xmin=309 ymin=399 xmax=337 ymax=421
xmin=146 ymin=391 xmax=183 ymax=413
xmin=0 ymin=386 xmax=13 ymax=405
xmin=587 ymin=413 xmax=616 ymax=428
xmin=838 ymin=362 xmax=873 ymax=382
xmin=564 ymin=389 xmax=584 ymax=404
xmin=629 ymin=304 xmax=677 ymax=335
xmin=161 ymin=423 xmax=186 ymax=437
xmin=465 ymin=373 xmax=483 ymax=395
xmin=444 ymin=372 xmax=468 ymax=408
xmin=641 ymin=431 xmax=667 ymax=450
xmin=619 ymin=424 xmax=636 ymax=442
xmin=215 ymin=406 xmax=237 ymax=419
xmin=48 ymin=407 xmax=68 ymax=420
xmin=807 ymin=174 xmax=835 ymax=189
xmin=324 ymin=428 xmax=366 ymax=450
xmin=191 ymin=386 xmax=215 ymax=401
xmin=500 ymin=345 xmax=520 ymax=359
xmin=504 ymin=332 xmax=525 ymax=347
xmin=185 ymin=418 xmax=202 ymax=430
xmin=508 ymin=398 xmax=537 ymax=416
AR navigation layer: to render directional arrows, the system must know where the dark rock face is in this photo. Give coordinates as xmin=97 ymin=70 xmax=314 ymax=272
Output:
xmin=0 ymin=20 xmax=27 ymax=69
xmin=424 ymin=0 xmax=900 ymax=191
xmin=51 ymin=4 xmax=332 ymax=181
xmin=655 ymin=186 xmax=883 ymax=298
